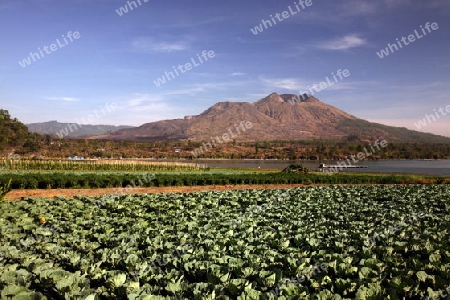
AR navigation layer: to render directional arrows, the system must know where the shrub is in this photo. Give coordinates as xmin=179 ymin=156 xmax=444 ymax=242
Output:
xmin=281 ymin=164 xmax=310 ymax=174
xmin=0 ymin=179 xmax=12 ymax=200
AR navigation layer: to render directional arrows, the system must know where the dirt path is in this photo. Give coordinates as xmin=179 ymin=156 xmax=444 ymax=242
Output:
xmin=5 ymin=184 xmax=314 ymax=200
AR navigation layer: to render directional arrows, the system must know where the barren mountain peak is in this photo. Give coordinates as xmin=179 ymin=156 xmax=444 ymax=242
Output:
xmin=91 ymin=92 xmax=447 ymax=143
xmin=254 ymin=92 xmax=283 ymax=104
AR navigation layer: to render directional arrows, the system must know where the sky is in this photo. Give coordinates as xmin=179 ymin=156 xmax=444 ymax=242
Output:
xmin=0 ymin=0 xmax=449 ymax=137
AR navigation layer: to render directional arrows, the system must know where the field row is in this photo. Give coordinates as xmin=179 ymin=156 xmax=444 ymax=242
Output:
xmin=0 ymin=171 xmax=448 ymax=190
xmin=0 ymin=159 xmax=208 ymax=172
xmin=1 ymin=185 xmax=449 ymax=299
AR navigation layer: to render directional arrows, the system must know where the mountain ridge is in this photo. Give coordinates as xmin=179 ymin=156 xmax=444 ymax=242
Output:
xmin=27 ymin=121 xmax=134 ymax=138
xmin=92 ymin=93 xmax=450 ymax=143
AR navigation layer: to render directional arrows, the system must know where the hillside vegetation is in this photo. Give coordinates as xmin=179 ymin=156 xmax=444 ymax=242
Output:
xmin=0 ymin=110 xmax=41 ymax=154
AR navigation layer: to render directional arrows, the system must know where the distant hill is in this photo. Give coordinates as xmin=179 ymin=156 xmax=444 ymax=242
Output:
xmin=95 ymin=93 xmax=450 ymax=143
xmin=27 ymin=121 xmax=134 ymax=138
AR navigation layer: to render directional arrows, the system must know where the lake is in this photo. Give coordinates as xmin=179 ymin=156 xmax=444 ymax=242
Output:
xmin=191 ymin=159 xmax=450 ymax=176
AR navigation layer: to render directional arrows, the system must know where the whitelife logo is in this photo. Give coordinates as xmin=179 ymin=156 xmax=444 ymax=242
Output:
xmin=324 ymin=140 xmax=388 ymax=175
xmin=376 ymin=22 xmax=439 ymax=59
xmin=191 ymin=121 xmax=253 ymax=157
xmin=115 ymin=0 xmax=149 ymax=16
xmin=250 ymin=0 xmax=313 ymax=35
xmin=414 ymin=104 xmax=450 ymax=130
xmin=55 ymin=102 xmax=118 ymax=138
xmin=153 ymin=50 xmax=215 ymax=87
xmin=18 ymin=31 xmax=81 ymax=68
xmin=288 ymin=69 xmax=350 ymax=105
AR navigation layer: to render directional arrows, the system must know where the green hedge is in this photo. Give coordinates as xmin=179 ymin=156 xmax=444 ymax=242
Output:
xmin=0 ymin=172 xmax=447 ymax=190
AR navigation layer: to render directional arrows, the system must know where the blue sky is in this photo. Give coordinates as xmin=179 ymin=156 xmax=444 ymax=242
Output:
xmin=0 ymin=0 xmax=449 ymax=136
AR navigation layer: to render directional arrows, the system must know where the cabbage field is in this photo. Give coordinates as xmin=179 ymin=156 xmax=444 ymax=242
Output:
xmin=0 ymin=185 xmax=449 ymax=299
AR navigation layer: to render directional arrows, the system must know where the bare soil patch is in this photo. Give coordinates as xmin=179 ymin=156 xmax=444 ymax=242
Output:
xmin=4 ymin=183 xmax=417 ymax=201
xmin=5 ymin=184 xmax=312 ymax=200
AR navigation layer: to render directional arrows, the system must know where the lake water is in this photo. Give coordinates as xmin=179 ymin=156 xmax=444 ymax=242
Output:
xmin=191 ymin=159 xmax=450 ymax=176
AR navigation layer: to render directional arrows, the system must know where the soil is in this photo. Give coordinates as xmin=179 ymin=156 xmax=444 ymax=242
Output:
xmin=5 ymin=184 xmax=316 ymax=200
xmin=4 ymin=183 xmax=415 ymax=201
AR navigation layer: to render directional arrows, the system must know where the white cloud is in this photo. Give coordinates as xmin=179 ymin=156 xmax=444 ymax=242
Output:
xmin=126 ymin=93 xmax=163 ymax=107
xmin=383 ymin=0 xmax=410 ymax=7
xmin=132 ymin=37 xmax=189 ymax=53
xmin=178 ymin=81 xmax=252 ymax=91
xmin=383 ymin=0 xmax=450 ymax=8
xmin=316 ymin=34 xmax=367 ymax=50
xmin=108 ymin=93 xmax=192 ymax=125
xmin=341 ymin=1 xmax=377 ymax=16
xmin=258 ymin=76 xmax=380 ymax=97
xmin=295 ymin=1 xmax=377 ymax=24
xmin=231 ymin=72 xmax=246 ymax=76
xmin=259 ymin=77 xmax=303 ymax=91
xmin=161 ymin=87 xmax=208 ymax=96
xmin=42 ymin=97 xmax=79 ymax=102
xmin=150 ymin=17 xmax=226 ymax=29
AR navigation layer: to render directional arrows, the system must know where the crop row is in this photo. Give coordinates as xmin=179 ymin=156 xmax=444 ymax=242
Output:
xmin=0 ymin=185 xmax=449 ymax=299
xmin=0 ymin=171 xmax=448 ymax=190
xmin=0 ymin=159 xmax=208 ymax=172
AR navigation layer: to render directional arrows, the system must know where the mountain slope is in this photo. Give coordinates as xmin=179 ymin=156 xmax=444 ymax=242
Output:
xmin=253 ymin=93 xmax=359 ymax=139
xmin=27 ymin=121 xmax=134 ymax=138
xmin=96 ymin=93 xmax=450 ymax=143
xmin=108 ymin=119 xmax=190 ymax=141
xmin=186 ymin=101 xmax=289 ymax=141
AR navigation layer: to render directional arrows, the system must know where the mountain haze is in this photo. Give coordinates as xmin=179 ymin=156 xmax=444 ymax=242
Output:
xmin=94 ymin=93 xmax=449 ymax=143
xmin=27 ymin=121 xmax=134 ymax=138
